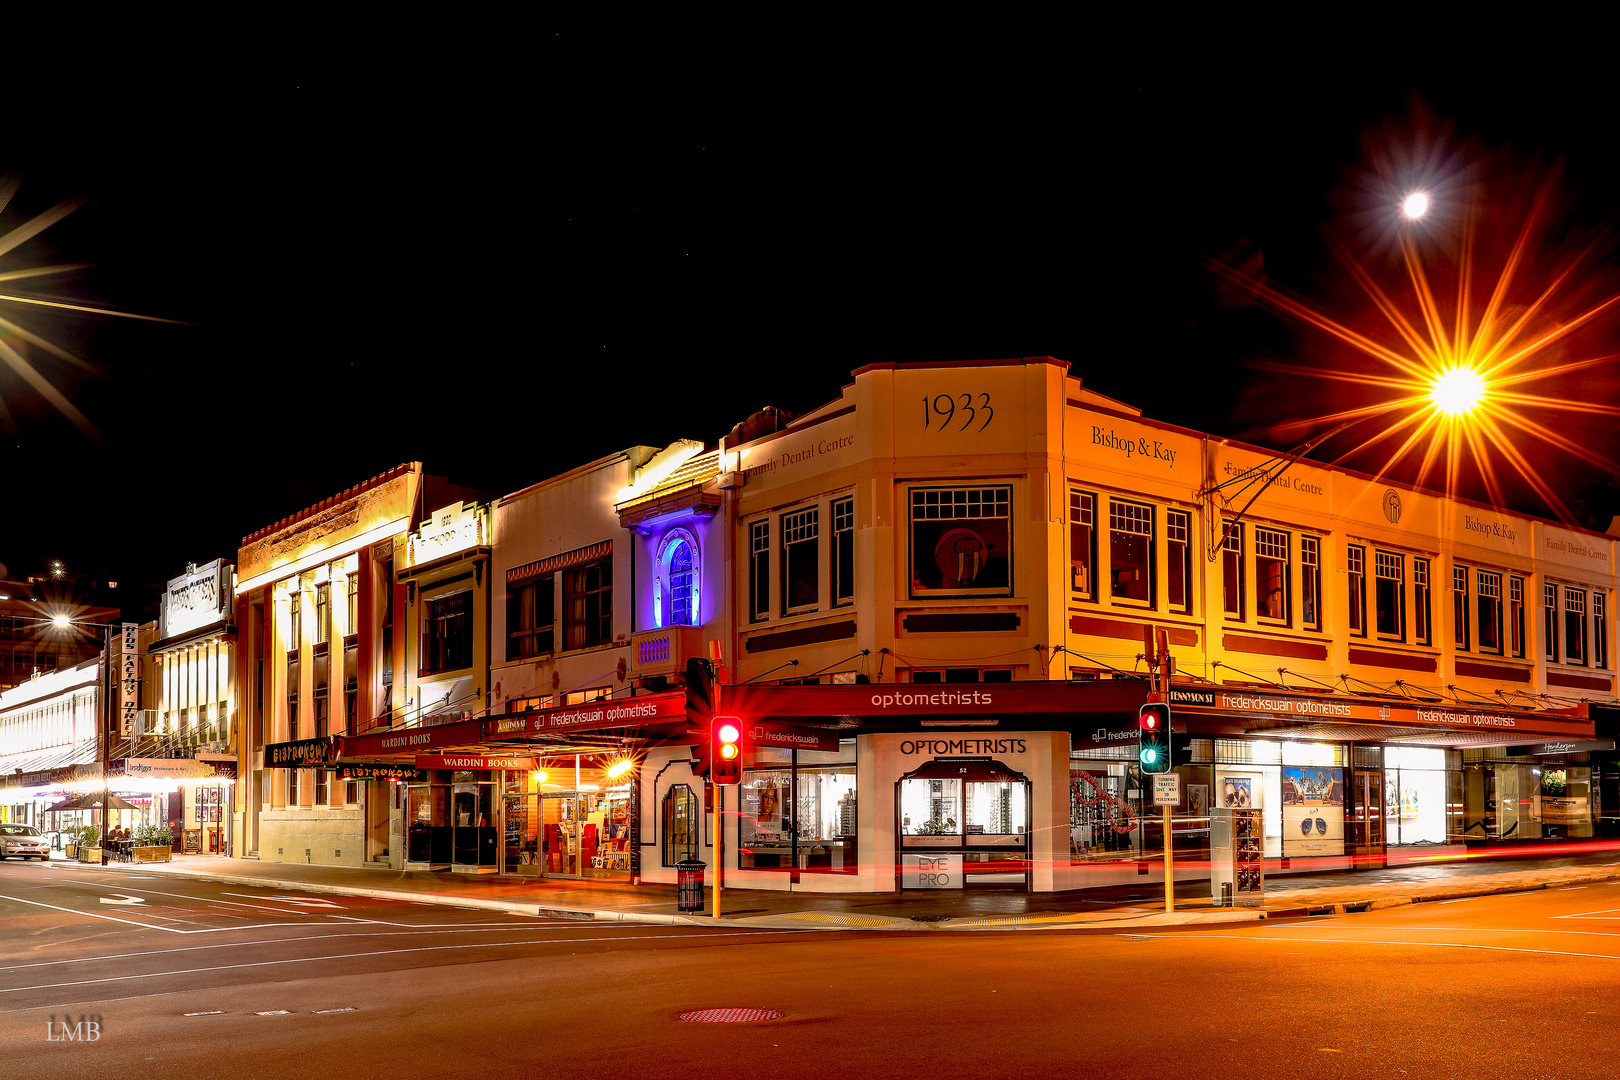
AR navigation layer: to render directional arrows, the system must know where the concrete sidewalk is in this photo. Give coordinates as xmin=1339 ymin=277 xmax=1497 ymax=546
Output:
xmin=44 ymin=851 xmax=1620 ymax=931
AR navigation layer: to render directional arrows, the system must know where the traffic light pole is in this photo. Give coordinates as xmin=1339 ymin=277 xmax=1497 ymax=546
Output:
xmin=1146 ymin=627 xmax=1173 ymax=915
xmin=712 ymin=661 xmax=723 ymax=921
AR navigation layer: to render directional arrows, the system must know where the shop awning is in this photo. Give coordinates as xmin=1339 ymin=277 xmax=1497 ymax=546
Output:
xmin=507 ymin=540 xmax=612 ymax=586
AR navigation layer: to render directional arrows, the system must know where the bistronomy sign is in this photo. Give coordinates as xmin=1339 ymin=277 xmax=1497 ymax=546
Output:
xmin=736 ymin=412 xmax=858 ymax=491
xmin=266 ymin=737 xmax=341 ymax=768
xmin=415 ymin=754 xmax=538 ymax=772
xmin=1168 ymin=687 xmax=1592 ymax=739
xmin=406 ymin=501 xmax=488 ymax=567
xmin=161 ymin=560 xmax=229 ymax=639
xmin=1539 ymin=523 xmax=1613 ymax=576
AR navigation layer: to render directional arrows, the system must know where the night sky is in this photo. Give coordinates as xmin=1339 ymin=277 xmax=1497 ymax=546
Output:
xmin=6 ymin=44 xmax=1620 ymax=615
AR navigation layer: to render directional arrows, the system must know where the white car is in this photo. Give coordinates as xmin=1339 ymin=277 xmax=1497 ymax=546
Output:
xmin=0 ymin=824 xmax=50 ymax=861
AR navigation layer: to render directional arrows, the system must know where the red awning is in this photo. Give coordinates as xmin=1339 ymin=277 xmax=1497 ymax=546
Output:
xmin=507 ymin=540 xmax=612 ymax=586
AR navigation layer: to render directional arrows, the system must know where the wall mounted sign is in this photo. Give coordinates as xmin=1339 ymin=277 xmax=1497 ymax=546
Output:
xmin=116 ymin=622 xmax=141 ymax=739
xmin=160 ymin=560 xmax=229 ymax=639
xmin=406 ymin=501 xmax=488 ymax=567
xmin=1168 ymin=687 xmax=1591 ymax=739
xmin=415 ymin=754 xmax=538 ymax=772
xmin=338 ymin=763 xmax=425 ymax=782
xmin=266 ymin=737 xmax=341 ymax=769
xmin=749 ymin=723 xmax=840 ymax=754
xmin=482 ymin=692 xmax=686 ymax=738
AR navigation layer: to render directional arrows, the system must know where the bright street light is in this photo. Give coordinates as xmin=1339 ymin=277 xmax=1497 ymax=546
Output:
xmin=1431 ymin=366 xmax=1486 ymax=415
xmin=51 ymin=614 xmax=73 ymax=629
xmin=1401 ymin=191 xmax=1430 ymax=220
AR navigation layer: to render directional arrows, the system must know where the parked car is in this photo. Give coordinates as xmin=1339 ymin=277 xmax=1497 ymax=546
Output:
xmin=0 ymin=824 xmax=50 ymax=861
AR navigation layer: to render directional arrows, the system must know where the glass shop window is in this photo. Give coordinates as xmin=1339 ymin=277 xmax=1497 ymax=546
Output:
xmin=661 ymin=784 xmax=699 ymax=867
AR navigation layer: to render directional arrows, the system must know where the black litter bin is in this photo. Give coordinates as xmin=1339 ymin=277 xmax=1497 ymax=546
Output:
xmin=676 ymin=860 xmax=706 ymax=913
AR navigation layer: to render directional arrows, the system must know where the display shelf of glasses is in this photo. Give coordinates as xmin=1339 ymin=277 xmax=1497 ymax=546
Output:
xmin=1210 ymin=806 xmax=1265 ymax=905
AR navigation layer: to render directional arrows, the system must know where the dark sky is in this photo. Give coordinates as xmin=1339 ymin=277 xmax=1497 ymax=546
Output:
xmin=6 ymin=42 xmax=1620 ymax=609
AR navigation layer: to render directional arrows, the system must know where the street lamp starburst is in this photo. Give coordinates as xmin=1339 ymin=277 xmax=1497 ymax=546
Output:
xmin=1212 ymin=176 xmax=1620 ymax=519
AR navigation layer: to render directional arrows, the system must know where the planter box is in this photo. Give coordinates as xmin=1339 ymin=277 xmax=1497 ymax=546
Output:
xmin=64 ymin=844 xmax=77 ymax=860
xmin=77 ymin=847 xmax=102 ymax=863
xmin=133 ymin=846 xmax=172 ymax=863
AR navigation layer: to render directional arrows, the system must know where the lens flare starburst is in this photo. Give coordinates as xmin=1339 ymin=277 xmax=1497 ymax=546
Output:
xmin=1214 ymin=176 xmax=1620 ymax=520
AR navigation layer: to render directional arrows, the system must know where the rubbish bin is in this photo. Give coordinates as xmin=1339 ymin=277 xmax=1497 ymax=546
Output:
xmin=676 ymin=860 xmax=706 ymax=913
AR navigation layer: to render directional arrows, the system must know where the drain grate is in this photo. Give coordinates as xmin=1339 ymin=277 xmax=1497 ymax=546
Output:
xmin=679 ymin=1008 xmax=785 ymax=1023
xmin=909 ymin=914 xmax=952 ymax=922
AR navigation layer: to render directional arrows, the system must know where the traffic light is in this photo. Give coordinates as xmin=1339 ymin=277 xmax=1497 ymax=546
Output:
xmin=711 ymin=716 xmax=744 ymax=785
xmin=1138 ymin=702 xmax=1172 ymax=774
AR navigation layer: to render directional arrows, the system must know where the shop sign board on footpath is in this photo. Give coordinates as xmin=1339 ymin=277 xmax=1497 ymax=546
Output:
xmin=1152 ymin=774 xmax=1180 ymax=807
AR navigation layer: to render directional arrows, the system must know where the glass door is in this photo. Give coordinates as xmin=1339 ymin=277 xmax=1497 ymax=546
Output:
xmin=503 ymin=789 xmax=540 ymax=875
xmin=452 ymin=782 xmax=496 ymax=870
xmin=1347 ymin=767 xmax=1385 ymax=857
xmin=542 ymin=794 xmax=581 ymax=877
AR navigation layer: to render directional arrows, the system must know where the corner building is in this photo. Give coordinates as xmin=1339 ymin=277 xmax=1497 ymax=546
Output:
xmin=631 ymin=356 xmax=1611 ymax=895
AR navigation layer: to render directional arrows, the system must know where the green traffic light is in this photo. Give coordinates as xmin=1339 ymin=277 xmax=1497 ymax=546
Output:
xmin=1140 ymin=746 xmax=1157 ymax=766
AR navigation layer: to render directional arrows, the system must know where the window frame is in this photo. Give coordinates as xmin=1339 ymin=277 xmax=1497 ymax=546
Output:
xmin=832 ymin=496 xmax=855 ymax=607
xmin=1347 ymin=544 xmax=1366 ymax=637
xmin=1254 ymin=527 xmax=1291 ymax=626
xmin=661 ymin=783 xmax=700 ymax=867
xmin=1301 ymin=535 xmax=1322 ymax=631
xmin=749 ymin=519 xmax=771 ymax=623
xmin=1070 ymin=490 xmax=1097 ymax=602
xmin=1413 ymin=557 xmax=1432 ymax=646
xmin=1474 ymin=569 xmax=1503 ymax=655
xmin=908 ymin=485 xmax=1014 ymax=599
xmin=1166 ymin=509 xmax=1194 ymax=616
xmin=314 ymin=582 xmax=330 ymax=646
xmin=1544 ymin=582 xmax=1559 ymax=662
xmin=1595 ymin=591 xmax=1609 ymax=671
xmin=1373 ymin=550 xmax=1405 ymax=642
xmin=780 ymin=506 xmax=821 ymax=615
xmin=1222 ymin=522 xmax=1245 ymax=621
xmin=1452 ymin=564 xmax=1470 ymax=651
xmin=506 ymin=576 xmax=556 ymax=661
xmin=563 ymin=558 xmax=613 ymax=651
xmin=1107 ymin=498 xmax=1156 ymax=609
xmin=1564 ymin=586 xmax=1589 ymax=666
xmin=1508 ymin=575 xmax=1525 ymax=658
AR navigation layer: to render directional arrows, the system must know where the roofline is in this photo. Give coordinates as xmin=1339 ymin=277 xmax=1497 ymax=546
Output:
xmin=241 ymin=463 xmax=419 ymax=546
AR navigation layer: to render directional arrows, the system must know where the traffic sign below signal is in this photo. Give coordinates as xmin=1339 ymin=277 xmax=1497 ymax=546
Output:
xmin=712 ymin=716 xmax=744 ymax=785
xmin=1138 ymin=702 xmax=1172 ymax=774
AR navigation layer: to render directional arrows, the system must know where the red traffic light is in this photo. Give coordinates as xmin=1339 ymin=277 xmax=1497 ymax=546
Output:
xmin=1139 ymin=712 xmax=1160 ymax=732
xmin=711 ymin=715 xmax=744 ymax=785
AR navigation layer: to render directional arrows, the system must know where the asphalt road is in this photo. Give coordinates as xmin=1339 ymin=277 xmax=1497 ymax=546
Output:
xmin=3 ymin=859 xmax=1618 ymax=1080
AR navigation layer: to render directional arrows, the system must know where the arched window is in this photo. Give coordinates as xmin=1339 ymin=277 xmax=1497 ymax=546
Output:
xmin=662 ymin=784 xmax=699 ymax=865
xmin=655 ymin=530 xmax=701 ymax=629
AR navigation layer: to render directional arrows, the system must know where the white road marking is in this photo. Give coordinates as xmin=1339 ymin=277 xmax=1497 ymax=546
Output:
xmin=0 ymin=931 xmax=824 ymax=994
xmin=1437 ymin=898 xmax=1477 ymax=905
xmin=1557 ymin=887 xmax=1588 ymax=892
xmin=313 ymin=1007 xmax=356 ymax=1014
xmin=1146 ymin=932 xmax=1620 ymax=961
xmin=220 ymin=892 xmax=344 ymax=909
xmin=1552 ymin=908 xmax=1620 ymax=920
xmin=184 ymin=1010 xmax=225 ymax=1016
xmin=0 ymin=892 xmax=310 ymax=935
xmin=99 ymin=895 xmax=146 ymax=906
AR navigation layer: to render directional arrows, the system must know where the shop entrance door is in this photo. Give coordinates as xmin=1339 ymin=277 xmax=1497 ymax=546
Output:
xmin=542 ymin=794 xmax=582 ymax=877
xmin=897 ymin=758 xmax=1032 ymax=891
xmin=1347 ymin=758 xmax=1386 ymax=864
xmin=452 ymin=782 xmax=497 ymax=872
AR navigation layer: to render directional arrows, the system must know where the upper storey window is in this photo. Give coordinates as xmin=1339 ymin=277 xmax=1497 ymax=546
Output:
xmin=1109 ymin=500 xmax=1154 ymax=606
xmin=911 ymin=486 xmax=1012 ymax=597
xmin=654 ymin=531 xmax=700 ymax=629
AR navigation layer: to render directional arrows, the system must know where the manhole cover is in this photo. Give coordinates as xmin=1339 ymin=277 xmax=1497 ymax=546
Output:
xmin=678 ymin=1008 xmax=784 ymax=1023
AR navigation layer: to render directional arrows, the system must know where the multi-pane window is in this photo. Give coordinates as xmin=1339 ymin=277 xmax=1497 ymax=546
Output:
xmin=344 ymin=678 xmax=358 ymax=734
xmin=289 ymin=592 xmax=301 ymax=654
xmin=1565 ymin=587 xmax=1588 ymax=666
xmin=1544 ymin=582 xmax=1559 ymax=661
xmin=423 ymin=591 xmax=473 ymax=672
xmin=1222 ymin=524 xmax=1244 ymax=619
xmin=1595 ymin=592 xmax=1609 ymax=670
xmin=507 ymin=577 xmax=555 ymax=660
xmin=1167 ymin=510 xmax=1193 ymax=615
xmin=1413 ymin=558 xmax=1431 ymax=645
xmin=832 ymin=496 xmax=855 ymax=606
xmin=1509 ymin=577 xmax=1525 ymax=658
xmin=314 ymin=769 xmax=329 ymax=806
xmin=910 ymin=486 xmax=1012 ymax=595
xmin=563 ymin=560 xmax=613 ymax=650
xmin=314 ymin=583 xmax=330 ymax=646
xmin=1476 ymin=570 xmax=1503 ymax=655
xmin=287 ymin=767 xmax=300 ymax=808
xmin=782 ymin=507 xmax=821 ymax=613
xmin=1374 ymin=551 xmax=1404 ymax=640
xmin=749 ymin=520 xmax=770 ymax=622
xmin=1109 ymin=500 xmax=1154 ymax=604
xmin=1347 ymin=545 xmax=1366 ymax=635
xmin=314 ymin=689 xmax=329 ymax=738
xmin=1070 ymin=491 xmax=1096 ymax=601
xmin=346 ymin=573 xmax=358 ymax=639
xmin=1452 ymin=566 xmax=1471 ymax=650
xmin=1301 ymin=536 xmax=1321 ymax=630
xmin=667 ymin=538 xmax=697 ymax=627
xmin=1254 ymin=528 xmax=1290 ymax=623
xmin=287 ymin=690 xmax=299 ymax=740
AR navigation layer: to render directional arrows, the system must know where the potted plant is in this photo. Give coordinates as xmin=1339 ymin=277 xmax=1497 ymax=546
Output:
xmin=77 ymin=825 xmax=101 ymax=864
xmin=133 ymin=824 xmax=173 ymax=863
